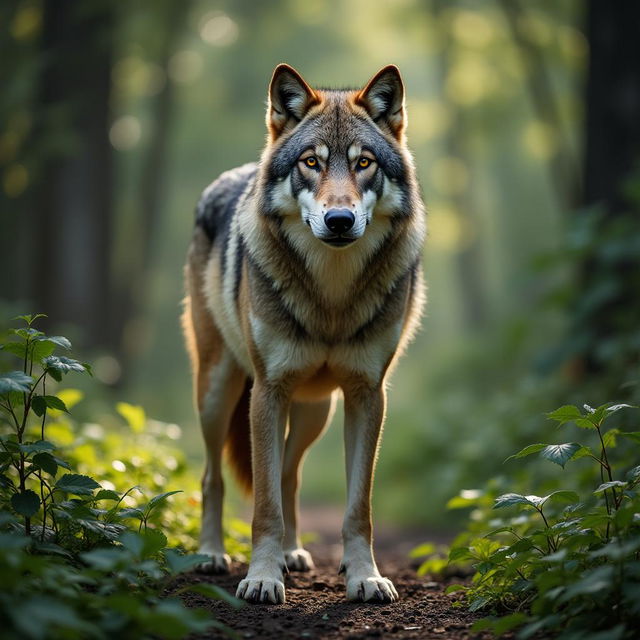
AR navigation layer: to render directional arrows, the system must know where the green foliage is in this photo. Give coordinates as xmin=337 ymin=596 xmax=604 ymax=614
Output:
xmin=424 ymin=402 xmax=640 ymax=639
xmin=0 ymin=315 xmax=243 ymax=639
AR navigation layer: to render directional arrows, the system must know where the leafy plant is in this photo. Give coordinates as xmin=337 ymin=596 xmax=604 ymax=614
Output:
xmin=0 ymin=315 xmax=243 ymax=639
xmin=418 ymin=401 xmax=640 ymax=640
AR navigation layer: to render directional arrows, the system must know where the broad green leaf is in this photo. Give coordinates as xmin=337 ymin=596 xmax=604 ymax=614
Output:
xmin=43 ymin=395 xmax=68 ymax=412
xmin=15 ymin=313 xmax=47 ymax=324
xmin=546 ymin=405 xmax=582 ymax=425
xmin=540 ymin=443 xmax=581 ymax=468
xmin=19 ymin=440 xmax=56 ymax=454
xmin=0 ymin=342 xmax=28 ymax=359
xmin=0 ymin=371 xmax=33 ymax=394
xmin=594 ymin=481 xmax=627 ymax=494
xmin=572 ymin=444 xmax=595 ymax=460
xmin=603 ymin=428 xmax=619 ymax=448
xmin=116 ymin=402 xmax=146 ymax=433
xmin=545 ymin=489 xmax=580 ymax=504
xmin=606 ymin=403 xmax=636 ymax=414
xmin=81 ymin=547 xmax=126 ymax=571
xmin=141 ymin=528 xmax=168 ymax=557
xmin=32 ymin=452 xmax=58 ymax=476
xmin=444 ymin=583 xmax=467 ymax=594
xmin=31 ymin=396 xmax=46 ymax=417
xmin=449 ymin=546 xmax=473 ymax=562
xmin=493 ymin=493 xmax=540 ymax=509
xmin=94 ymin=489 xmax=121 ymax=501
xmin=164 ymin=549 xmax=211 ymax=574
xmin=146 ymin=490 xmax=182 ymax=514
xmin=505 ymin=443 xmax=547 ymax=463
xmin=619 ymin=431 xmax=640 ymax=444
xmin=627 ymin=465 xmax=640 ymax=482
xmin=11 ymin=489 xmax=40 ymax=517
xmin=55 ymin=473 xmax=100 ymax=495
xmin=42 ymin=355 xmax=87 ymax=376
xmin=117 ymin=507 xmax=145 ymax=520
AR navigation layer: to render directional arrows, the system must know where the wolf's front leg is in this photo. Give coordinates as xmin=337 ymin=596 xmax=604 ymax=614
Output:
xmin=236 ymin=380 xmax=289 ymax=604
xmin=340 ymin=385 xmax=398 ymax=603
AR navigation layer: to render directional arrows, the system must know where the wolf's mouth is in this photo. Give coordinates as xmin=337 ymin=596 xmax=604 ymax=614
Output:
xmin=322 ymin=237 xmax=356 ymax=248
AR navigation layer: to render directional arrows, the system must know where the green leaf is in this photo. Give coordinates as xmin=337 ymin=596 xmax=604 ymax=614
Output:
xmin=409 ymin=542 xmax=436 ymax=558
xmin=94 ymin=489 xmax=121 ymax=501
xmin=55 ymin=473 xmax=101 ymax=495
xmin=0 ymin=371 xmax=33 ymax=394
xmin=545 ymin=489 xmax=580 ymax=504
xmin=546 ymin=405 xmax=582 ymax=425
xmin=32 ymin=452 xmax=58 ymax=476
xmin=164 ymin=549 xmax=212 ymax=574
xmin=146 ymin=490 xmax=182 ymax=515
xmin=16 ymin=313 xmax=47 ymax=324
xmin=43 ymin=395 xmax=68 ymax=412
xmin=141 ymin=528 xmax=168 ymax=557
xmin=627 ymin=465 xmax=640 ymax=483
xmin=493 ymin=493 xmax=540 ymax=509
xmin=505 ymin=443 xmax=547 ymax=463
xmin=19 ymin=440 xmax=56 ymax=454
xmin=594 ymin=481 xmax=627 ymax=494
xmin=0 ymin=341 xmax=28 ymax=359
xmin=31 ymin=396 xmax=46 ymax=417
xmin=540 ymin=443 xmax=581 ymax=468
xmin=42 ymin=356 xmax=87 ymax=376
xmin=444 ymin=583 xmax=467 ymax=594
xmin=116 ymin=402 xmax=146 ymax=433
xmin=180 ymin=582 xmax=244 ymax=609
xmin=11 ymin=489 xmax=40 ymax=517
xmin=619 ymin=431 xmax=640 ymax=444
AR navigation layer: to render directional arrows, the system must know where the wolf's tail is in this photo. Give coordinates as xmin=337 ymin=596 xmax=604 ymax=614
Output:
xmin=224 ymin=379 xmax=253 ymax=494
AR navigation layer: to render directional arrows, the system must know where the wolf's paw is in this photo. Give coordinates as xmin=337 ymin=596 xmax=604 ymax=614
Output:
xmin=236 ymin=577 xmax=286 ymax=604
xmin=195 ymin=551 xmax=231 ymax=574
xmin=346 ymin=575 xmax=399 ymax=603
xmin=284 ymin=548 xmax=315 ymax=572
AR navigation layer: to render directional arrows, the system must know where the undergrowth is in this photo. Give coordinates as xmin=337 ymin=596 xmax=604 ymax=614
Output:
xmin=0 ymin=314 xmax=245 ymax=639
xmin=414 ymin=401 xmax=640 ymax=639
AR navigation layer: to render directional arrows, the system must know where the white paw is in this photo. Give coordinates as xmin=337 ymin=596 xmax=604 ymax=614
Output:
xmin=284 ymin=548 xmax=315 ymax=572
xmin=346 ymin=575 xmax=399 ymax=603
xmin=236 ymin=576 xmax=285 ymax=604
xmin=195 ymin=551 xmax=231 ymax=574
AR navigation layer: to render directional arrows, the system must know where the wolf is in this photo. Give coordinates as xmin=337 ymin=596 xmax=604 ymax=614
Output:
xmin=182 ymin=63 xmax=426 ymax=604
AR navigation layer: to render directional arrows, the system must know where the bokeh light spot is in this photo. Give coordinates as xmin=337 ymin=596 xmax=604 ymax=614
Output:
xmin=109 ymin=115 xmax=142 ymax=151
xmin=199 ymin=11 xmax=239 ymax=47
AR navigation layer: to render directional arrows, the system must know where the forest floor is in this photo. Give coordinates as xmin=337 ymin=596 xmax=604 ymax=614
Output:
xmin=171 ymin=508 xmax=491 ymax=640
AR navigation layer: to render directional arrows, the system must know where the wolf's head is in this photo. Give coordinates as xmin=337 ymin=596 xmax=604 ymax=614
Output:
xmin=260 ymin=64 xmax=413 ymax=250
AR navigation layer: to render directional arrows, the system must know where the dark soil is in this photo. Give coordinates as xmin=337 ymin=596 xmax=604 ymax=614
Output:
xmin=171 ymin=537 xmax=487 ymax=640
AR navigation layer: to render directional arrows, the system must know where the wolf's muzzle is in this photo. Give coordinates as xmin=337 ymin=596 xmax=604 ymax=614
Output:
xmin=324 ymin=209 xmax=355 ymax=235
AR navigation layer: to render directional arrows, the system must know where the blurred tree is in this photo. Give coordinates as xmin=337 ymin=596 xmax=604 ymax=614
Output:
xmin=32 ymin=0 xmax=115 ymax=348
xmin=575 ymin=0 xmax=640 ymax=382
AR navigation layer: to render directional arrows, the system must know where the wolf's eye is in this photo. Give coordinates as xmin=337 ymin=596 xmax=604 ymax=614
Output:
xmin=304 ymin=156 xmax=318 ymax=168
xmin=357 ymin=157 xmax=371 ymax=169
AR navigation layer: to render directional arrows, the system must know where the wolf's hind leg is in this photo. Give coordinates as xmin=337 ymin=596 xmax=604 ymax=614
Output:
xmin=282 ymin=395 xmax=336 ymax=571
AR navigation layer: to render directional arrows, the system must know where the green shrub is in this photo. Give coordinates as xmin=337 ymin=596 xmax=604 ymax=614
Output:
xmin=415 ymin=401 xmax=640 ymax=640
xmin=0 ymin=314 xmax=243 ymax=639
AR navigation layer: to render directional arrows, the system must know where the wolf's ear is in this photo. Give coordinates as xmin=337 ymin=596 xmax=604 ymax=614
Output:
xmin=267 ymin=64 xmax=319 ymax=140
xmin=356 ymin=65 xmax=405 ymax=139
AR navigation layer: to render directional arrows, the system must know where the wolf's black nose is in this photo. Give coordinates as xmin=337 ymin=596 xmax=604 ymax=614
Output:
xmin=324 ymin=209 xmax=355 ymax=234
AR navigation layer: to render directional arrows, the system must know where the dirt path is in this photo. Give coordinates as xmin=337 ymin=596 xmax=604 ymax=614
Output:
xmin=172 ymin=512 xmax=486 ymax=640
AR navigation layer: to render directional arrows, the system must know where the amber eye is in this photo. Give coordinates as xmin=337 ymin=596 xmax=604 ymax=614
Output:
xmin=358 ymin=157 xmax=371 ymax=169
xmin=304 ymin=156 xmax=318 ymax=168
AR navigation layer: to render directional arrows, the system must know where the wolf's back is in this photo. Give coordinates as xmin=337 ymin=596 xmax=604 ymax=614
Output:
xmin=195 ymin=162 xmax=258 ymax=242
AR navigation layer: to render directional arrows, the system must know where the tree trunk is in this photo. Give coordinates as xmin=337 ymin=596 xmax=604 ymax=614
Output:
xmin=32 ymin=1 xmax=115 ymax=348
